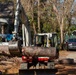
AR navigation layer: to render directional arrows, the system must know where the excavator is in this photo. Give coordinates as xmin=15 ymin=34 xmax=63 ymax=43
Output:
xmin=0 ymin=0 xmax=59 ymax=69
xmin=0 ymin=0 xmax=31 ymax=56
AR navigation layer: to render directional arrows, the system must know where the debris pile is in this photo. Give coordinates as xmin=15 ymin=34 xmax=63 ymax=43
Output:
xmin=55 ymin=58 xmax=76 ymax=75
xmin=0 ymin=56 xmax=20 ymax=74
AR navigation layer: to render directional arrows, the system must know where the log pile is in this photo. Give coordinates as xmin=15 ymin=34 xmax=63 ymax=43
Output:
xmin=0 ymin=56 xmax=20 ymax=74
xmin=22 ymin=46 xmax=56 ymax=57
xmin=0 ymin=45 xmax=10 ymax=55
xmin=55 ymin=58 xmax=76 ymax=75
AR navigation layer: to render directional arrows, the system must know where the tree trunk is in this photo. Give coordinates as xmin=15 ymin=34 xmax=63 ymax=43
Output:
xmin=32 ymin=0 xmax=36 ymax=34
xmin=22 ymin=46 xmax=56 ymax=57
xmin=0 ymin=45 xmax=10 ymax=55
xmin=1 ymin=25 xmax=4 ymax=34
xmin=60 ymin=18 xmax=64 ymax=49
xmin=38 ymin=0 xmax=40 ymax=32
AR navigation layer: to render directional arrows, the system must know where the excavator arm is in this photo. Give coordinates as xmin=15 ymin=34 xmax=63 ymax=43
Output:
xmin=0 ymin=0 xmax=31 ymax=56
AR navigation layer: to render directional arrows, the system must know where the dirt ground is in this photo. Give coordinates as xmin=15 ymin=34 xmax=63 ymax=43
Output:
xmin=0 ymin=56 xmax=20 ymax=75
xmin=59 ymin=50 xmax=70 ymax=57
xmin=56 ymin=50 xmax=76 ymax=75
xmin=59 ymin=50 xmax=76 ymax=59
xmin=0 ymin=50 xmax=76 ymax=74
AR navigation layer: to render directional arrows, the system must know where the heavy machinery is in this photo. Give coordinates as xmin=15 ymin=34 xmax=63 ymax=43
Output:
xmin=0 ymin=0 xmax=31 ymax=56
xmin=0 ymin=0 xmax=59 ymax=69
xmin=21 ymin=33 xmax=59 ymax=69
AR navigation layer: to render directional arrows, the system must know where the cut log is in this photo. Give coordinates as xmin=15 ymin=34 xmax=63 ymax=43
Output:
xmin=0 ymin=45 xmax=10 ymax=55
xmin=22 ymin=46 xmax=56 ymax=57
xmin=58 ymin=58 xmax=74 ymax=64
xmin=55 ymin=64 xmax=65 ymax=69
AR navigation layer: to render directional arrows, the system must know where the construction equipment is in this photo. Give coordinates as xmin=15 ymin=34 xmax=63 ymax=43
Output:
xmin=22 ymin=33 xmax=58 ymax=57
xmin=0 ymin=0 xmax=31 ymax=56
xmin=21 ymin=33 xmax=59 ymax=69
xmin=0 ymin=0 xmax=59 ymax=69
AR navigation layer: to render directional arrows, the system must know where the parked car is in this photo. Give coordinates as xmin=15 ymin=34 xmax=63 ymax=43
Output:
xmin=66 ymin=38 xmax=76 ymax=50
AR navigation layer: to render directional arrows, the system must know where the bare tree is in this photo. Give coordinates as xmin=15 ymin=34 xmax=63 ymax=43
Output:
xmin=31 ymin=0 xmax=37 ymax=34
xmin=37 ymin=0 xmax=41 ymax=32
xmin=51 ymin=0 xmax=74 ymax=48
xmin=20 ymin=0 xmax=74 ymax=48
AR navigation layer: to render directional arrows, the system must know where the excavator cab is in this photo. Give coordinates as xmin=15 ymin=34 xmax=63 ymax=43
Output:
xmin=34 ymin=33 xmax=58 ymax=48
